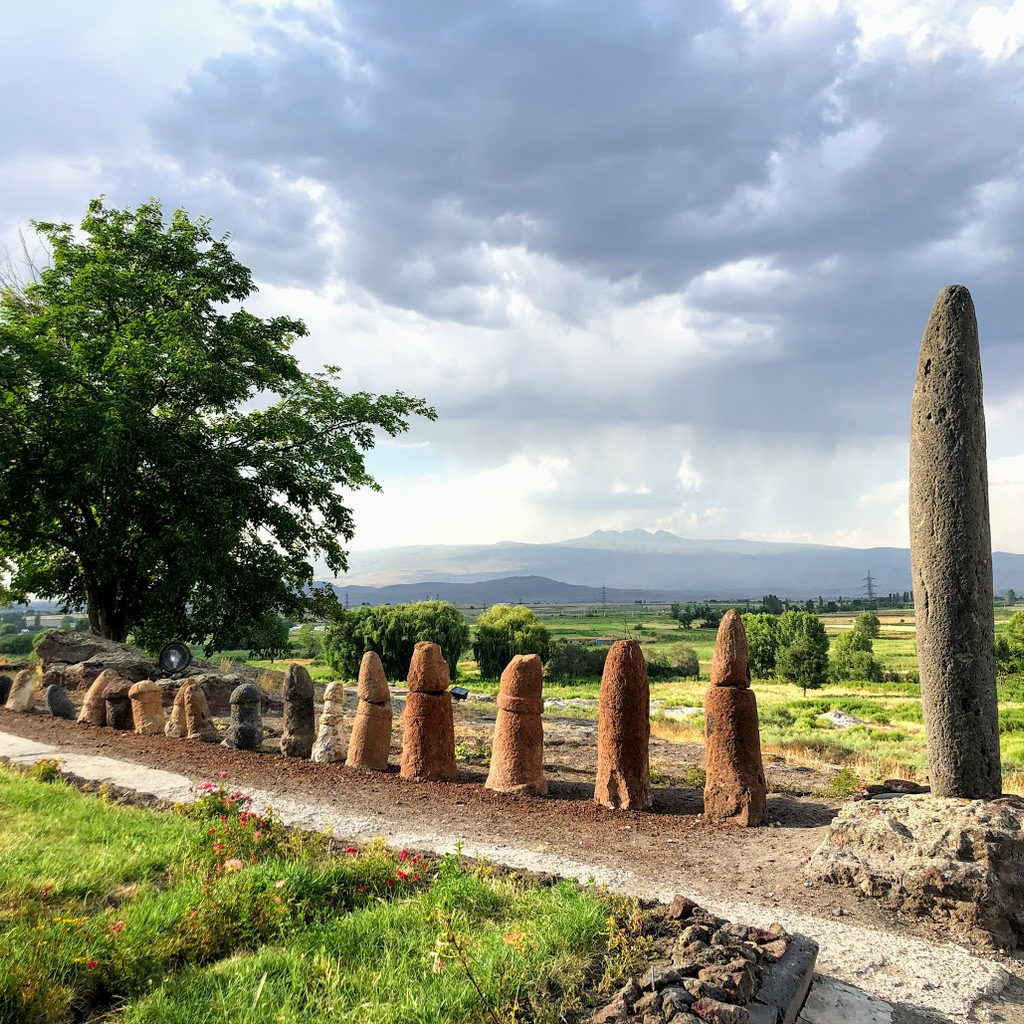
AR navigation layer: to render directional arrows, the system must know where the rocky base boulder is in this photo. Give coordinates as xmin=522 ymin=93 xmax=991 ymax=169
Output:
xmin=805 ymin=794 xmax=1024 ymax=949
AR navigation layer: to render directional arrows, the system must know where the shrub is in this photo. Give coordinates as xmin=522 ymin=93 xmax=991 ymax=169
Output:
xmin=472 ymin=605 xmax=551 ymax=679
xmin=645 ymin=646 xmax=700 ymax=680
xmin=323 ymin=601 xmax=470 ymax=680
xmin=544 ymin=641 xmax=609 ymax=681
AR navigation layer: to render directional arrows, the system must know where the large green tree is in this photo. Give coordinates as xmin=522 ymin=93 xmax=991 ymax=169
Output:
xmin=775 ymin=610 xmax=830 ymax=695
xmin=472 ymin=604 xmax=551 ymax=679
xmin=741 ymin=612 xmax=781 ymax=678
xmin=0 ymin=199 xmax=434 ymax=650
xmin=322 ymin=601 xmax=470 ymax=680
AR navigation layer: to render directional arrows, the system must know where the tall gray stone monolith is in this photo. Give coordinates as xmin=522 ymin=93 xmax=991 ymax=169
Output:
xmin=910 ymin=284 xmax=1001 ymax=799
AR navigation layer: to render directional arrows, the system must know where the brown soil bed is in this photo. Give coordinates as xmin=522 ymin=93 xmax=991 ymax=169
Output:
xmin=0 ymin=701 xmax=914 ymax=939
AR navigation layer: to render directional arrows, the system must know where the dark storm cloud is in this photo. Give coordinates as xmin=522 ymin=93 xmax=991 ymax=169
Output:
xmin=148 ymin=0 xmax=1024 ymax=436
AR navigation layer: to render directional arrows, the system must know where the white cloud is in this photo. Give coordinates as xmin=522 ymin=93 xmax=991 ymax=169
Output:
xmin=675 ymin=455 xmax=704 ymax=493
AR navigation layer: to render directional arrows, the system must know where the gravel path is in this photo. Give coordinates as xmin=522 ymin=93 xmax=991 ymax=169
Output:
xmin=3 ymin=729 xmax=1020 ymax=1023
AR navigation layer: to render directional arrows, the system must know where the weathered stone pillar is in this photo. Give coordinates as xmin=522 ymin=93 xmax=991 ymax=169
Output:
xmin=45 ymin=683 xmax=75 ymax=720
xmin=312 ymin=682 xmax=347 ymax=763
xmin=594 ymin=639 xmax=651 ymax=810
xmin=223 ymin=683 xmax=263 ymax=751
xmin=910 ymin=285 xmax=1002 ymax=799
xmin=183 ymin=681 xmax=219 ymax=742
xmin=165 ymin=684 xmax=188 ymax=738
xmin=129 ymin=681 xmax=166 ymax=735
xmin=486 ymin=654 xmax=547 ymax=795
xmin=400 ymin=641 xmax=457 ymax=782
xmin=104 ymin=678 xmax=134 ymax=730
xmin=347 ymin=651 xmax=393 ymax=771
xmin=281 ymin=663 xmax=315 ymax=758
xmin=0 ymin=675 xmax=11 ymax=705
xmin=79 ymin=669 xmax=120 ymax=726
xmin=703 ymin=610 xmax=767 ymax=826
xmin=6 ymin=670 xmax=36 ymax=713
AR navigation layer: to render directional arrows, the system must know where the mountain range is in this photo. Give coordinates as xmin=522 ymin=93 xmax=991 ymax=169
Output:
xmin=326 ymin=529 xmax=1024 ymax=603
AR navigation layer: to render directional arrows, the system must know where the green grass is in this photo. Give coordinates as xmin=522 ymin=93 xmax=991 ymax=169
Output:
xmin=0 ymin=767 xmax=629 ymax=1024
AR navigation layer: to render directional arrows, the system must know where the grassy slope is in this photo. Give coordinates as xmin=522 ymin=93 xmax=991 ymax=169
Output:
xmin=0 ymin=769 xmax=622 ymax=1024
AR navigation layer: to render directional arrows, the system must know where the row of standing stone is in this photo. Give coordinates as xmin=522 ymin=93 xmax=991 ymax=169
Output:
xmin=2 ymin=610 xmax=764 ymax=824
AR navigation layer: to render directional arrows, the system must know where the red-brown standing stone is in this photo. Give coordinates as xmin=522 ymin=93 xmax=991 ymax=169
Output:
xmin=128 ymin=680 xmax=166 ymax=735
xmin=183 ymin=681 xmax=219 ymax=742
xmin=704 ymin=610 xmax=766 ymax=827
xmin=347 ymin=651 xmax=393 ymax=771
xmin=710 ymin=610 xmax=750 ymax=687
xmin=594 ymin=639 xmax=651 ymax=810
xmin=78 ymin=669 xmax=121 ymax=727
xmin=486 ymin=654 xmax=547 ymax=796
xmin=400 ymin=641 xmax=456 ymax=782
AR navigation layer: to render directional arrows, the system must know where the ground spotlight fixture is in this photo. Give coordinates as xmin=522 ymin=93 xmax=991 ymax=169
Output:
xmin=159 ymin=642 xmax=192 ymax=676
xmin=450 ymin=686 xmax=469 ymax=702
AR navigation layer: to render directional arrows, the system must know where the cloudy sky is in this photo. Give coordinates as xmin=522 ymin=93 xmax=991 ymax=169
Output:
xmin=3 ymin=0 xmax=1023 ymax=556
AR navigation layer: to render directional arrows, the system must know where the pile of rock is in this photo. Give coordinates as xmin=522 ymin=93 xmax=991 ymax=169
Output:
xmin=589 ymin=894 xmax=817 ymax=1024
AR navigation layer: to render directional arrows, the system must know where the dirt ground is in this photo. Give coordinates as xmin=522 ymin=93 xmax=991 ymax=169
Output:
xmin=0 ymin=697 xmax=915 ymax=940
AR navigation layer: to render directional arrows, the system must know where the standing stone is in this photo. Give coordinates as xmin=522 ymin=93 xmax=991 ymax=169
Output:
xmin=347 ymin=652 xmax=393 ymax=771
xmin=400 ymin=641 xmax=457 ymax=782
xmin=703 ymin=611 xmax=767 ymax=827
xmin=281 ymin=663 xmax=315 ymax=758
xmin=312 ymin=682 xmax=347 ymax=763
xmin=5 ymin=670 xmax=36 ymax=713
xmin=78 ymin=669 xmax=120 ymax=726
xmin=104 ymin=677 xmax=134 ymax=730
xmin=910 ymin=285 xmax=1002 ymax=799
xmin=223 ymin=683 xmax=264 ymax=751
xmin=129 ymin=680 xmax=166 ymax=735
xmin=45 ymin=683 xmax=75 ymax=720
xmin=0 ymin=675 xmax=11 ymax=705
xmin=165 ymin=683 xmax=188 ymax=738
xmin=486 ymin=654 xmax=547 ymax=796
xmin=182 ymin=681 xmax=219 ymax=742
xmin=594 ymin=639 xmax=651 ymax=810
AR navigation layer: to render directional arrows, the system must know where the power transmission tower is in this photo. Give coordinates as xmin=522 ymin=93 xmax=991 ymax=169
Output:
xmin=601 ymin=583 xmax=607 ymax=608
xmin=863 ymin=571 xmax=876 ymax=603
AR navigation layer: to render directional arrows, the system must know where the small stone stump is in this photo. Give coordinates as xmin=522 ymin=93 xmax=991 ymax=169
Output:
xmin=165 ymin=684 xmax=188 ymax=738
xmin=281 ymin=663 xmax=315 ymax=758
xmin=223 ymin=683 xmax=263 ymax=751
xmin=594 ymin=639 xmax=651 ymax=810
xmin=703 ymin=610 xmax=766 ymax=827
xmin=104 ymin=677 xmax=134 ymax=730
xmin=486 ymin=653 xmax=546 ymax=796
xmin=0 ymin=675 xmax=11 ymax=705
xmin=347 ymin=651 xmax=392 ymax=771
xmin=78 ymin=670 xmax=120 ymax=726
xmin=6 ymin=670 xmax=36 ymax=713
xmin=129 ymin=681 xmax=166 ymax=735
xmin=45 ymin=683 xmax=75 ymax=720
xmin=183 ymin=681 xmax=219 ymax=742
xmin=312 ymin=682 xmax=347 ymax=763
xmin=401 ymin=641 xmax=457 ymax=782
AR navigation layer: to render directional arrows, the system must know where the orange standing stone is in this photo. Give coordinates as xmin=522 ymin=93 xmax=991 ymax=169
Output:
xmin=594 ymin=639 xmax=651 ymax=810
xmin=347 ymin=652 xmax=393 ymax=771
xmin=400 ymin=642 xmax=457 ymax=782
xmin=703 ymin=611 xmax=766 ymax=826
xmin=486 ymin=654 xmax=546 ymax=796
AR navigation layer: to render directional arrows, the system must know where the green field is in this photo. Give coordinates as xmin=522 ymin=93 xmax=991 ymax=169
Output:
xmin=0 ymin=765 xmax=634 ymax=1024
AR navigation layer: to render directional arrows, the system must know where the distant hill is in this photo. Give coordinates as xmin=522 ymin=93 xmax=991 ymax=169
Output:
xmin=330 ymin=529 xmax=1024 ymax=599
xmin=322 ymin=575 xmax=710 ymax=607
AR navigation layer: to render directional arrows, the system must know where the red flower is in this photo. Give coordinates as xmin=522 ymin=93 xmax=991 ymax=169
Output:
xmin=345 ymin=846 xmax=358 ymax=855
xmin=87 ymin=960 xmax=99 ymax=970
xmin=399 ymin=849 xmax=409 ymax=862
xmin=396 ymin=871 xmax=408 ymax=882
xmin=414 ymin=875 xmax=421 ymax=882
xmin=385 ymin=879 xmax=393 ymax=887
xmin=358 ymin=885 xmax=367 ymax=892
